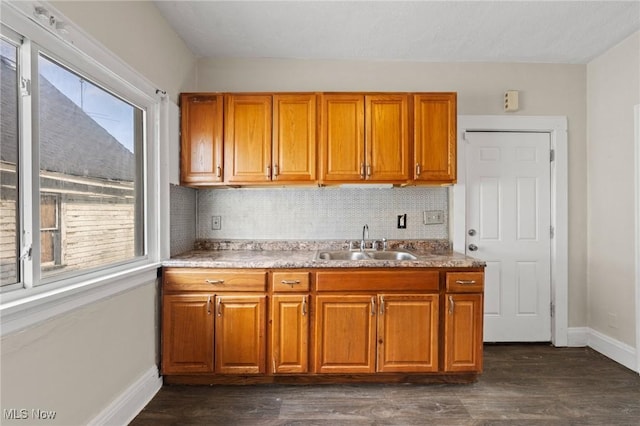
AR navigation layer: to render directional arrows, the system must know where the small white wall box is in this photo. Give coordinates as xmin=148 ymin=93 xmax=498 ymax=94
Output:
xmin=504 ymin=90 xmax=519 ymax=112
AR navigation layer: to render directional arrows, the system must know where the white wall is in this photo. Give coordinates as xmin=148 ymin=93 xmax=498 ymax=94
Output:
xmin=52 ymin=0 xmax=197 ymax=102
xmin=1 ymin=2 xmax=196 ymax=424
xmin=196 ymin=58 xmax=588 ymax=328
xmin=587 ymin=31 xmax=640 ymax=348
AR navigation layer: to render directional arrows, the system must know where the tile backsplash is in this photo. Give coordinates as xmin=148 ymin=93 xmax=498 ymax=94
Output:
xmin=170 ymin=184 xmax=197 ymax=256
xmin=197 ymin=186 xmax=449 ymax=241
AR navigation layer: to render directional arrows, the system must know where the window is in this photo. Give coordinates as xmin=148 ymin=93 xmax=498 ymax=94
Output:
xmin=0 ymin=34 xmax=20 ymax=288
xmin=37 ymin=54 xmax=144 ymax=280
xmin=0 ymin=4 xmax=161 ymax=298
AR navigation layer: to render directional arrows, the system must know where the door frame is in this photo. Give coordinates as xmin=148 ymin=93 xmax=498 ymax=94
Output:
xmin=634 ymin=104 xmax=640 ymax=374
xmin=452 ymin=115 xmax=568 ymax=346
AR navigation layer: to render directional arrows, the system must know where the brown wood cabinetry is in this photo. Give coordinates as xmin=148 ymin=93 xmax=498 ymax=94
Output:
xmin=314 ymin=270 xmax=440 ymax=374
xmin=377 ymin=294 xmax=439 ymax=373
xmin=162 ymin=266 xmax=484 ymax=383
xmin=224 ymin=94 xmax=273 ymax=183
xmin=223 ymin=93 xmax=318 ymax=184
xmin=270 ymin=271 xmax=310 ymax=374
xmin=215 ymin=295 xmax=266 ymax=374
xmin=162 ymin=294 xmax=214 ymax=374
xmin=179 ymin=91 xmax=455 ymax=186
xmin=180 ymin=93 xmax=224 ymax=186
xmin=272 ymin=94 xmax=317 ymax=182
xmin=413 ymin=93 xmax=457 ymax=183
xmin=161 ymin=269 xmax=267 ymax=376
xmin=320 ymin=94 xmax=409 ymax=183
xmin=444 ymin=272 xmax=484 ymax=372
xmin=314 ymin=295 xmax=377 ymax=373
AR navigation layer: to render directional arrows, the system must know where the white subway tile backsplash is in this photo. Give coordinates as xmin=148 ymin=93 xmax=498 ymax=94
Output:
xmin=197 ymin=186 xmax=448 ymax=240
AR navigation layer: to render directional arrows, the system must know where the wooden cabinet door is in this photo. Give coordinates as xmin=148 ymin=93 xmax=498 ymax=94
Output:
xmin=366 ymin=95 xmax=410 ymax=181
xmin=273 ymin=94 xmax=317 ymax=182
xmin=314 ymin=295 xmax=376 ymax=373
xmin=215 ymin=294 xmax=266 ymax=374
xmin=444 ymin=293 xmax=483 ymax=372
xmin=224 ymin=95 xmax=272 ymax=183
xmin=162 ymin=294 xmax=214 ymax=374
xmin=413 ymin=93 xmax=457 ymax=183
xmin=180 ymin=93 xmax=224 ymax=185
xmin=377 ymin=294 xmax=439 ymax=372
xmin=271 ymin=294 xmax=309 ymax=374
xmin=320 ymin=94 xmax=365 ymax=182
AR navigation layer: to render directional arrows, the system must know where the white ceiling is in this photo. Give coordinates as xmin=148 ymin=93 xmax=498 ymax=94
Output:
xmin=154 ymin=1 xmax=640 ymax=64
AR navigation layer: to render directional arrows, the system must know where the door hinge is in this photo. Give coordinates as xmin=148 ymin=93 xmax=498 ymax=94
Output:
xmin=20 ymin=77 xmax=31 ymax=97
xmin=550 ymin=149 xmax=555 ymax=162
xmin=462 ymin=131 xmax=468 ymax=142
xmin=550 ymin=302 xmax=555 ymax=318
xmin=550 ymin=226 xmax=555 ymax=239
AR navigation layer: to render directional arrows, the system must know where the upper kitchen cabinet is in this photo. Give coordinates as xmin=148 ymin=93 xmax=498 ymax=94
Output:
xmin=180 ymin=93 xmax=224 ymax=186
xmin=224 ymin=94 xmax=273 ymax=183
xmin=320 ymin=94 xmax=409 ymax=183
xmin=272 ymin=94 xmax=317 ymax=182
xmin=413 ymin=93 xmax=457 ymax=183
xmin=224 ymin=93 xmax=318 ymax=184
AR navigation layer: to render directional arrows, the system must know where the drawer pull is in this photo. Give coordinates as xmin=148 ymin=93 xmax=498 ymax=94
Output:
xmin=205 ymin=279 xmax=225 ymax=285
xmin=371 ymin=297 xmax=376 ymax=316
xmin=302 ymin=296 xmax=307 ymax=316
xmin=449 ymin=295 xmax=454 ymax=315
xmin=455 ymin=280 xmax=477 ymax=285
xmin=281 ymin=279 xmax=301 ymax=287
xmin=216 ymin=299 xmax=222 ymax=317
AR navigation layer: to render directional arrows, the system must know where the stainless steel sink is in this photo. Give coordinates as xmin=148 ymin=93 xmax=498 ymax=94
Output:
xmin=314 ymin=250 xmax=417 ymax=261
xmin=366 ymin=250 xmax=417 ymax=260
xmin=315 ymin=251 xmax=370 ymax=261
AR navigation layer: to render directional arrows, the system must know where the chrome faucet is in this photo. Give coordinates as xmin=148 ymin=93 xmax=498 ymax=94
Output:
xmin=361 ymin=224 xmax=369 ymax=251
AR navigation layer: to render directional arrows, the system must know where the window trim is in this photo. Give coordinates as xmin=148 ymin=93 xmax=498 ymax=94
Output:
xmin=0 ymin=1 xmax=168 ymax=335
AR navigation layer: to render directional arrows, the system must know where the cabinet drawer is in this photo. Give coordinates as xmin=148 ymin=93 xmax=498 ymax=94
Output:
xmin=271 ymin=272 xmax=310 ymax=292
xmin=163 ymin=268 xmax=267 ymax=292
xmin=316 ymin=270 xmax=439 ymax=292
xmin=446 ymin=272 xmax=484 ymax=293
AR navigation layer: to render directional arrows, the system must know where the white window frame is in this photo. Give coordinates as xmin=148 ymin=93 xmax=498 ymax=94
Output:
xmin=0 ymin=1 xmax=169 ymax=336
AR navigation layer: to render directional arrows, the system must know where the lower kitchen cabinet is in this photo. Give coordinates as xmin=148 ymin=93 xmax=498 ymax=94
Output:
xmin=162 ymin=266 xmax=484 ymax=383
xmin=444 ymin=294 xmax=483 ymax=372
xmin=444 ymin=272 xmax=484 ymax=372
xmin=314 ymin=295 xmax=377 ymax=373
xmin=377 ymin=294 xmax=439 ymax=372
xmin=314 ymin=293 xmax=439 ymax=373
xmin=215 ymin=295 xmax=267 ymax=374
xmin=270 ymin=294 xmax=309 ymax=373
xmin=162 ymin=294 xmax=214 ymax=374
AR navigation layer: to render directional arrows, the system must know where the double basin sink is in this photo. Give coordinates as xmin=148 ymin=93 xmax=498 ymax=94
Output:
xmin=314 ymin=249 xmax=418 ymax=261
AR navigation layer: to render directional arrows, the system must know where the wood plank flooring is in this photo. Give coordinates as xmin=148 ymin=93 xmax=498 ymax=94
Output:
xmin=131 ymin=344 xmax=640 ymax=425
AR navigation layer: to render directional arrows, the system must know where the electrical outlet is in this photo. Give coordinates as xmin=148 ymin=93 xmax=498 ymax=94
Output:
xmin=423 ymin=210 xmax=444 ymax=225
xmin=607 ymin=312 xmax=618 ymax=329
xmin=212 ymin=216 xmax=222 ymax=230
xmin=397 ymin=214 xmax=407 ymax=229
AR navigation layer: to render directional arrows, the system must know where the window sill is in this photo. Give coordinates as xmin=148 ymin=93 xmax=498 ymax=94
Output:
xmin=0 ymin=263 xmax=161 ymax=337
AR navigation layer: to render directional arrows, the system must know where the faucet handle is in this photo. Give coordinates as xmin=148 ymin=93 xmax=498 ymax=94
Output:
xmin=382 ymin=238 xmax=387 ymax=250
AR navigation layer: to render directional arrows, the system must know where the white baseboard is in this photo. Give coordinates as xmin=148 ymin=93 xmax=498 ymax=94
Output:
xmin=567 ymin=327 xmax=589 ymax=347
xmin=88 ymin=365 xmax=162 ymax=426
xmin=564 ymin=327 xmax=637 ymax=372
xmin=587 ymin=328 xmax=638 ymax=372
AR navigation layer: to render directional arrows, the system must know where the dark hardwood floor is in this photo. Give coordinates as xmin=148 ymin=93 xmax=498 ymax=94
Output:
xmin=131 ymin=344 xmax=640 ymax=425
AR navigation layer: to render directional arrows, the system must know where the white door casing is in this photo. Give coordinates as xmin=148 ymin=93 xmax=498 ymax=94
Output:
xmin=453 ymin=115 xmax=568 ymax=346
xmin=465 ymin=132 xmax=551 ymax=342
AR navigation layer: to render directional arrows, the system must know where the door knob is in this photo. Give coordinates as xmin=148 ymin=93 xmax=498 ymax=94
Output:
xmin=468 ymin=229 xmax=476 ymax=236
xmin=468 ymin=244 xmax=478 ymax=251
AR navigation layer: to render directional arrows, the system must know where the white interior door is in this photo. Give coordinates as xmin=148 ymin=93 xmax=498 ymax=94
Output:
xmin=466 ymin=131 xmax=551 ymax=342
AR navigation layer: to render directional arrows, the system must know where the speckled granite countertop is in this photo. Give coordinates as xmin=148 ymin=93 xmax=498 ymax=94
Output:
xmin=163 ymin=240 xmax=485 ymax=269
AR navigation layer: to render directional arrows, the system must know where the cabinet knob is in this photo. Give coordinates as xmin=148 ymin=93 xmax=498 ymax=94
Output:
xmin=468 ymin=244 xmax=478 ymax=252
